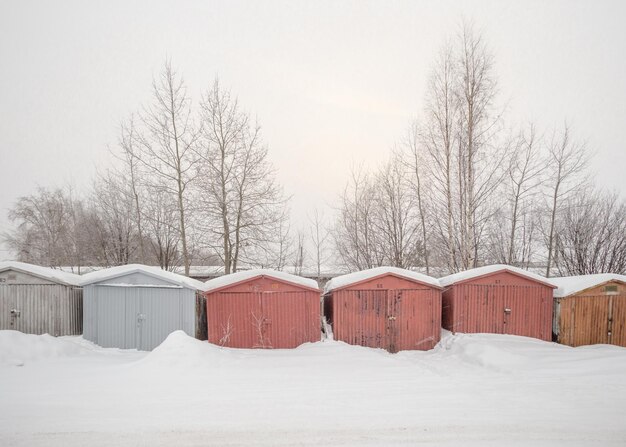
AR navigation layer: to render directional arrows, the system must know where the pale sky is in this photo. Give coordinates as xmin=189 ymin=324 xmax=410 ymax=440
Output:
xmin=1 ymin=0 xmax=625 ymax=260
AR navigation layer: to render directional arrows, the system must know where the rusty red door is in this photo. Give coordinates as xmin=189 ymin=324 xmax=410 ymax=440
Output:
xmin=257 ymin=291 xmax=317 ymax=349
xmin=334 ymin=288 xmax=438 ymax=352
xmin=335 ymin=289 xmax=387 ymax=349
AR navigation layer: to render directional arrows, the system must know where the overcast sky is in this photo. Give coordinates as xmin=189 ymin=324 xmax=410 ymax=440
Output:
xmin=1 ymin=0 xmax=625 ymax=260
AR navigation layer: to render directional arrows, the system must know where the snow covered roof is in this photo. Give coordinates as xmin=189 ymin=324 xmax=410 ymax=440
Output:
xmin=204 ymin=269 xmax=319 ymax=292
xmin=79 ymin=264 xmax=207 ymax=291
xmin=324 ymin=266 xmax=441 ymax=294
xmin=551 ymin=273 xmax=626 ymax=298
xmin=439 ymin=264 xmax=557 ymax=288
xmin=0 ymin=261 xmax=82 ymax=286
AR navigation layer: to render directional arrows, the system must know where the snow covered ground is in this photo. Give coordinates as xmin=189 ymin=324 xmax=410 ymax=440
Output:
xmin=1 ymin=330 xmax=625 ymax=446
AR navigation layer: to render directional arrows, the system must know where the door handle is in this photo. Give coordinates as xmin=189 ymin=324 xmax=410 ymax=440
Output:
xmin=504 ymin=308 xmax=511 ymax=314
xmin=10 ymin=309 xmax=20 ymax=317
xmin=387 ymin=316 xmax=396 ymax=321
xmin=137 ymin=313 xmax=146 ymax=322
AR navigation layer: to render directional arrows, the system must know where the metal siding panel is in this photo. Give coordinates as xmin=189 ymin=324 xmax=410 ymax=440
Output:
xmin=449 ymin=283 xmax=552 ymax=341
xmin=206 ymin=287 xmax=320 ymax=349
xmin=138 ymin=288 xmax=193 ymax=351
xmin=330 ymin=285 xmax=441 ymax=352
xmin=96 ymin=286 xmax=129 ymax=348
xmin=0 ymin=284 xmax=82 ymax=336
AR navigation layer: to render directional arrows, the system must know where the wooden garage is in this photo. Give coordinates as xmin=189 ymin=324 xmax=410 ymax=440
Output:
xmin=204 ymin=270 xmax=321 ymax=349
xmin=323 ymin=267 xmax=442 ymax=352
xmin=440 ymin=265 xmax=556 ymax=341
xmin=552 ymin=274 xmax=626 ymax=347
xmin=0 ymin=261 xmax=82 ymax=336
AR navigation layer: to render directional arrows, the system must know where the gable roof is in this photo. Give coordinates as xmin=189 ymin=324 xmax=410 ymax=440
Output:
xmin=204 ymin=269 xmax=319 ymax=293
xmin=551 ymin=273 xmax=626 ymax=298
xmin=79 ymin=264 xmax=207 ymax=291
xmin=0 ymin=261 xmax=82 ymax=286
xmin=324 ymin=266 xmax=441 ymax=294
xmin=439 ymin=264 xmax=557 ymax=288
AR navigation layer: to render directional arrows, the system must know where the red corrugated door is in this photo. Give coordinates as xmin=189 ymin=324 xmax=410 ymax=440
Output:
xmin=455 ymin=284 xmax=551 ymax=341
xmin=335 ymin=289 xmax=387 ymax=349
xmin=259 ymin=291 xmax=318 ymax=349
xmin=208 ymin=292 xmax=262 ymax=348
xmin=391 ymin=289 xmax=440 ymax=352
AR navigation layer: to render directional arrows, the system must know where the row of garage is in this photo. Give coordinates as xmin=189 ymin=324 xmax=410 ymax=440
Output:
xmin=1 ymin=261 xmax=625 ymax=351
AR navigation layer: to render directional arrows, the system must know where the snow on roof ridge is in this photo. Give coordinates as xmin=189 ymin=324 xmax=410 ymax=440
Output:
xmin=0 ymin=261 xmax=82 ymax=286
xmin=324 ymin=266 xmax=441 ymax=294
xmin=551 ymin=273 xmax=626 ymax=298
xmin=204 ymin=269 xmax=319 ymax=292
xmin=439 ymin=264 xmax=557 ymax=287
xmin=79 ymin=264 xmax=207 ymax=291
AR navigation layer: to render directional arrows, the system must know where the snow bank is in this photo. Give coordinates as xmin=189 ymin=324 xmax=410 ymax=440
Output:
xmin=324 ymin=266 xmax=441 ymax=293
xmin=0 ymin=330 xmax=91 ymax=366
xmin=552 ymin=273 xmax=626 ymax=297
xmin=204 ymin=269 xmax=319 ymax=292
xmin=0 ymin=261 xmax=82 ymax=286
xmin=79 ymin=264 xmax=207 ymax=291
xmin=439 ymin=264 xmax=557 ymax=287
xmin=136 ymin=331 xmax=232 ymax=368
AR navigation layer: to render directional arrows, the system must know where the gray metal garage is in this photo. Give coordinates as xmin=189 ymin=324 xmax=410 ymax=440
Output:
xmin=81 ymin=264 xmax=207 ymax=350
xmin=0 ymin=261 xmax=82 ymax=336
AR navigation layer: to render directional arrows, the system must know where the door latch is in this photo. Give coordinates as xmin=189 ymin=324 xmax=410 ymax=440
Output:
xmin=10 ymin=309 xmax=20 ymax=317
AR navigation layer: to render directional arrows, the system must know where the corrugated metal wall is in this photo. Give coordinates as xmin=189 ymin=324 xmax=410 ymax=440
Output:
xmin=0 ymin=284 xmax=82 ymax=336
xmin=83 ymin=284 xmax=196 ymax=351
xmin=207 ymin=290 xmax=320 ymax=349
xmin=327 ymin=287 xmax=441 ymax=352
xmin=444 ymin=283 xmax=553 ymax=341
xmin=555 ymin=294 xmax=626 ymax=347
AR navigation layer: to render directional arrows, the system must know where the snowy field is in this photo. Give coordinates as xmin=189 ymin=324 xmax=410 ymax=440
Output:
xmin=1 ymin=330 xmax=625 ymax=447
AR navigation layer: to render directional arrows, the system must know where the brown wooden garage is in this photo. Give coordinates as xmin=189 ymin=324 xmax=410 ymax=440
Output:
xmin=552 ymin=274 xmax=626 ymax=347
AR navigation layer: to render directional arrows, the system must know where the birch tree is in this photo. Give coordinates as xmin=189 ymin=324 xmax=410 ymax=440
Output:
xmin=544 ymin=124 xmax=589 ymax=276
xmin=196 ymin=79 xmax=287 ymax=273
xmin=135 ymin=61 xmax=199 ymax=275
xmin=309 ymin=208 xmax=331 ymax=279
xmin=401 ymin=122 xmax=431 ymax=274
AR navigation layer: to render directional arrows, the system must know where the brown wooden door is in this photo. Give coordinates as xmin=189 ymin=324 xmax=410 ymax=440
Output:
xmin=610 ymin=296 xmax=626 ymax=347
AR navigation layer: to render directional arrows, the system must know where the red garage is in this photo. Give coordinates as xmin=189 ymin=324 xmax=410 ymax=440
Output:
xmin=205 ymin=270 xmax=320 ymax=349
xmin=440 ymin=265 xmax=556 ymax=341
xmin=323 ymin=267 xmax=442 ymax=352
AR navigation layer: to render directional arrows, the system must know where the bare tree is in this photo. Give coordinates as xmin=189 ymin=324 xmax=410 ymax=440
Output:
xmin=134 ymin=61 xmax=200 ymax=275
xmin=421 ymin=40 xmax=458 ymax=272
xmin=309 ymin=208 xmax=331 ymax=279
xmin=89 ymin=172 xmax=137 ymax=266
xmin=401 ymin=122 xmax=431 ymax=274
xmin=373 ymin=156 xmax=421 ymax=268
xmin=142 ymin=185 xmax=182 ymax=271
xmin=544 ymin=124 xmax=589 ymax=276
xmin=334 ymin=166 xmax=384 ymax=270
xmin=196 ymin=78 xmax=287 ymax=273
xmin=114 ymin=116 xmax=146 ymax=263
xmin=554 ymin=189 xmax=626 ymax=275
xmin=487 ymin=124 xmax=545 ymax=266
xmin=292 ymin=230 xmax=306 ymax=275
xmin=5 ymin=187 xmax=72 ymax=267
